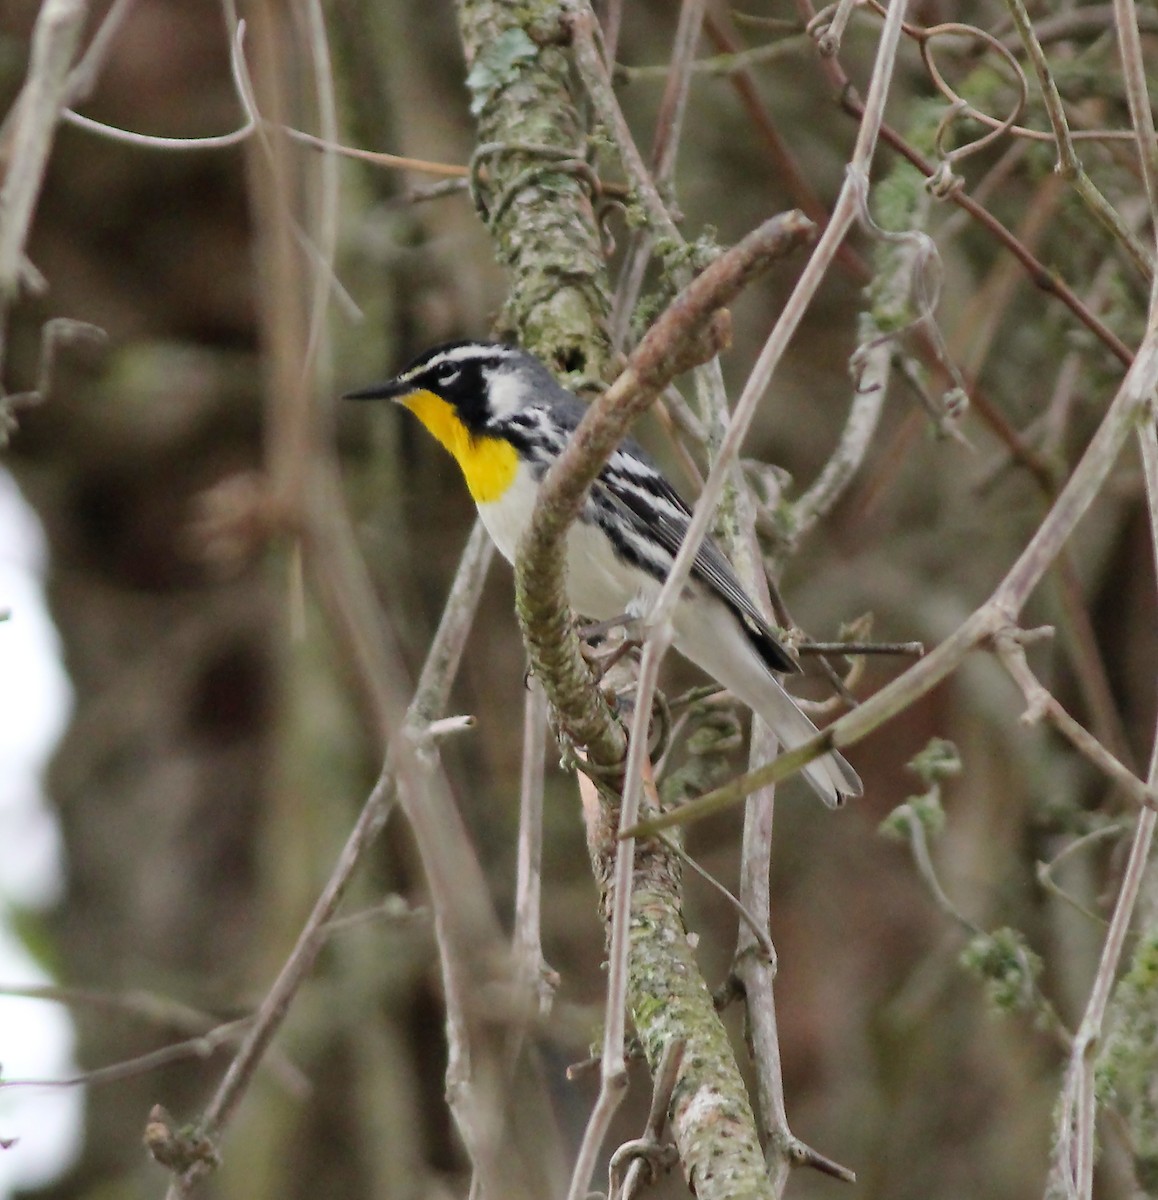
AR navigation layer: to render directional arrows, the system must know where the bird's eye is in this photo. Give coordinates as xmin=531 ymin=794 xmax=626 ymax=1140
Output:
xmin=439 ymin=368 xmax=462 ymax=386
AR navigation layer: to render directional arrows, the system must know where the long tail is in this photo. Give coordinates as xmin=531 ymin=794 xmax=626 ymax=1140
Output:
xmin=673 ymin=601 xmax=862 ymax=809
xmin=745 ymin=674 xmax=862 ymax=808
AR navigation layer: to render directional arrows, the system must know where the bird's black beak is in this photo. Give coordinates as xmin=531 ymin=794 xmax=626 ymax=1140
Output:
xmin=342 ymin=379 xmax=408 ymax=402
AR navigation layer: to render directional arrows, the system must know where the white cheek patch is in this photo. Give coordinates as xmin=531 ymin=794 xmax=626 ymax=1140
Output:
xmin=483 ymin=367 xmax=534 ymax=420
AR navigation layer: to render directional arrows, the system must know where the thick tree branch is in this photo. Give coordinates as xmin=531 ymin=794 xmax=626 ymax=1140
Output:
xmin=599 ymin=783 xmax=778 ymax=1198
xmin=449 ymin=6 xmax=825 ymax=1197
xmin=456 ymin=0 xmax=611 ymax=375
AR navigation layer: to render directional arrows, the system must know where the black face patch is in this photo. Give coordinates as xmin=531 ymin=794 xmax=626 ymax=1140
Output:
xmin=395 ymin=342 xmax=519 ymax=433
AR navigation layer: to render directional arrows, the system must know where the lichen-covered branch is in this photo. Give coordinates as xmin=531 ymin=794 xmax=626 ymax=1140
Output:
xmin=452 ymin=3 xmax=828 ymax=1194
xmin=455 ymin=0 xmax=611 ymax=376
xmin=581 ymin=781 xmax=778 ymax=1200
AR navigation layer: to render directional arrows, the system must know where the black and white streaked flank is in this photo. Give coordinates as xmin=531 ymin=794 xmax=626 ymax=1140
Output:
xmin=348 ymin=340 xmax=862 ymax=807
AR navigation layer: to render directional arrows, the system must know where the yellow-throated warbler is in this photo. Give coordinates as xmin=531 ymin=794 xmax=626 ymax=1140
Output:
xmin=347 ymin=340 xmax=862 ymax=807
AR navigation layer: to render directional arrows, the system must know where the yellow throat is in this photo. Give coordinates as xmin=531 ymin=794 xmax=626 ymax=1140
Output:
xmin=402 ymin=389 xmax=518 ymax=504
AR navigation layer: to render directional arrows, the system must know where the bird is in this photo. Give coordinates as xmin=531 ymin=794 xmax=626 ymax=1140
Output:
xmin=346 ymin=340 xmax=862 ymax=807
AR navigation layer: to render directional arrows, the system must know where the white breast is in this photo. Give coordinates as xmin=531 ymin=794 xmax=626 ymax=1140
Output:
xmin=476 ymin=463 xmax=539 ymax=564
xmin=476 ymin=465 xmax=655 ymax=622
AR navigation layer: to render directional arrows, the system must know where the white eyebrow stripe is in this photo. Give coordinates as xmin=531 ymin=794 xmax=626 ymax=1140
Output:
xmin=444 ymin=343 xmax=518 ymax=363
xmin=398 ymin=343 xmax=518 ymax=382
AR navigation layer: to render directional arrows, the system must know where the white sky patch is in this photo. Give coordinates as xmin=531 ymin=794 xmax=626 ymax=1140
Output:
xmin=0 ymin=470 xmax=83 ymax=1197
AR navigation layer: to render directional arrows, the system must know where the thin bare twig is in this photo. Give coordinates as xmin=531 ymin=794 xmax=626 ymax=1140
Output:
xmin=1001 ymin=4 xmax=1158 ymax=48
xmin=735 ymin=723 xmax=857 ymax=1190
xmin=943 ymin=178 xmax=1138 ymax=769
xmin=628 ymin=310 xmax=1158 ymax=835
xmin=894 ymin=802 xmax=981 ymax=932
xmin=282 ymin=126 xmax=468 ymax=175
xmin=6 ymin=1016 xmax=265 ymax=1093
xmin=1051 ymin=802 xmax=1158 ymax=1196
xmin=62 ymin=36 xmax=470 ymax=186
xmin=993 ymin=628 xmax=1156 ymax=812
xmin=0 ymin=0 xmax=88 ymax=351
xmin=299 ymin=0 xmax=341 ymax=402
xmin=513 ymin=679 xmax=549 ymax=1003
xmin=657 ymin=831 xmax=774 ymax=961
xmin=610 ymin=1038 xmax=684 ymax=1200
xmin=2 ymin=317 xmax=106 ymax=443
xmin=782 ymin=171 xmax=934 ymax=554
xmin=790 ymin=0 xmax=1135 ymax=367
xmin=1000 ymin=0 xmax=1153 ymax=278
xmin=733 ymin=730 xmax=787 ymax=1188
xmin=162 ymin=512 xmax=495 ymax=1200
xmin=1111 ymin=0 xmax=1158 ymax=239
xmin=63 ymin=0 xmax=136 ymax=103
xmin=1049 ymin=398 xmax=1158 ymax=1198
xmin=62 ymin=18 xmax=257 ymax=151
xmin=797 ymin=639 xmax=924 ymax=656
xmin=703 ymin=12 xmax=871 ymax=284
xmin=616 ymin=35 xmax=810 ymax=82
xmin=810 ymin=0 xmax=860 ymax=56
xmin=0 ymin=985 xmax=307 ymax=1097
xmin=628 ymin=0 xmax=910 ymax=741
xmin=170 ymin=766 xmax=400 ymax=1187
xmin=1036 ymin=825 xmax=1124 ymax=927
xmin=303 ymin=479 xmax=519 ymax=1200
xmin=62 ymin=104 xmax=255 ymax=150
xmin=609 ymin=0 xmax=706 ymax=347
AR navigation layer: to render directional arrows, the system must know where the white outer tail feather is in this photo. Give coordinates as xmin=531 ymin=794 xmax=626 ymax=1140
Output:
xmin=745 ymin=676 xmax=862 ymax=808
xmin=672 ymin=598 xmax=862 ymax=809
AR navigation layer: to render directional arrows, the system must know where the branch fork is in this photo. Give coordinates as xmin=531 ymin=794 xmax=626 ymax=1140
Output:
xmin=993 ymin=623 xmax=1158 ymax=812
